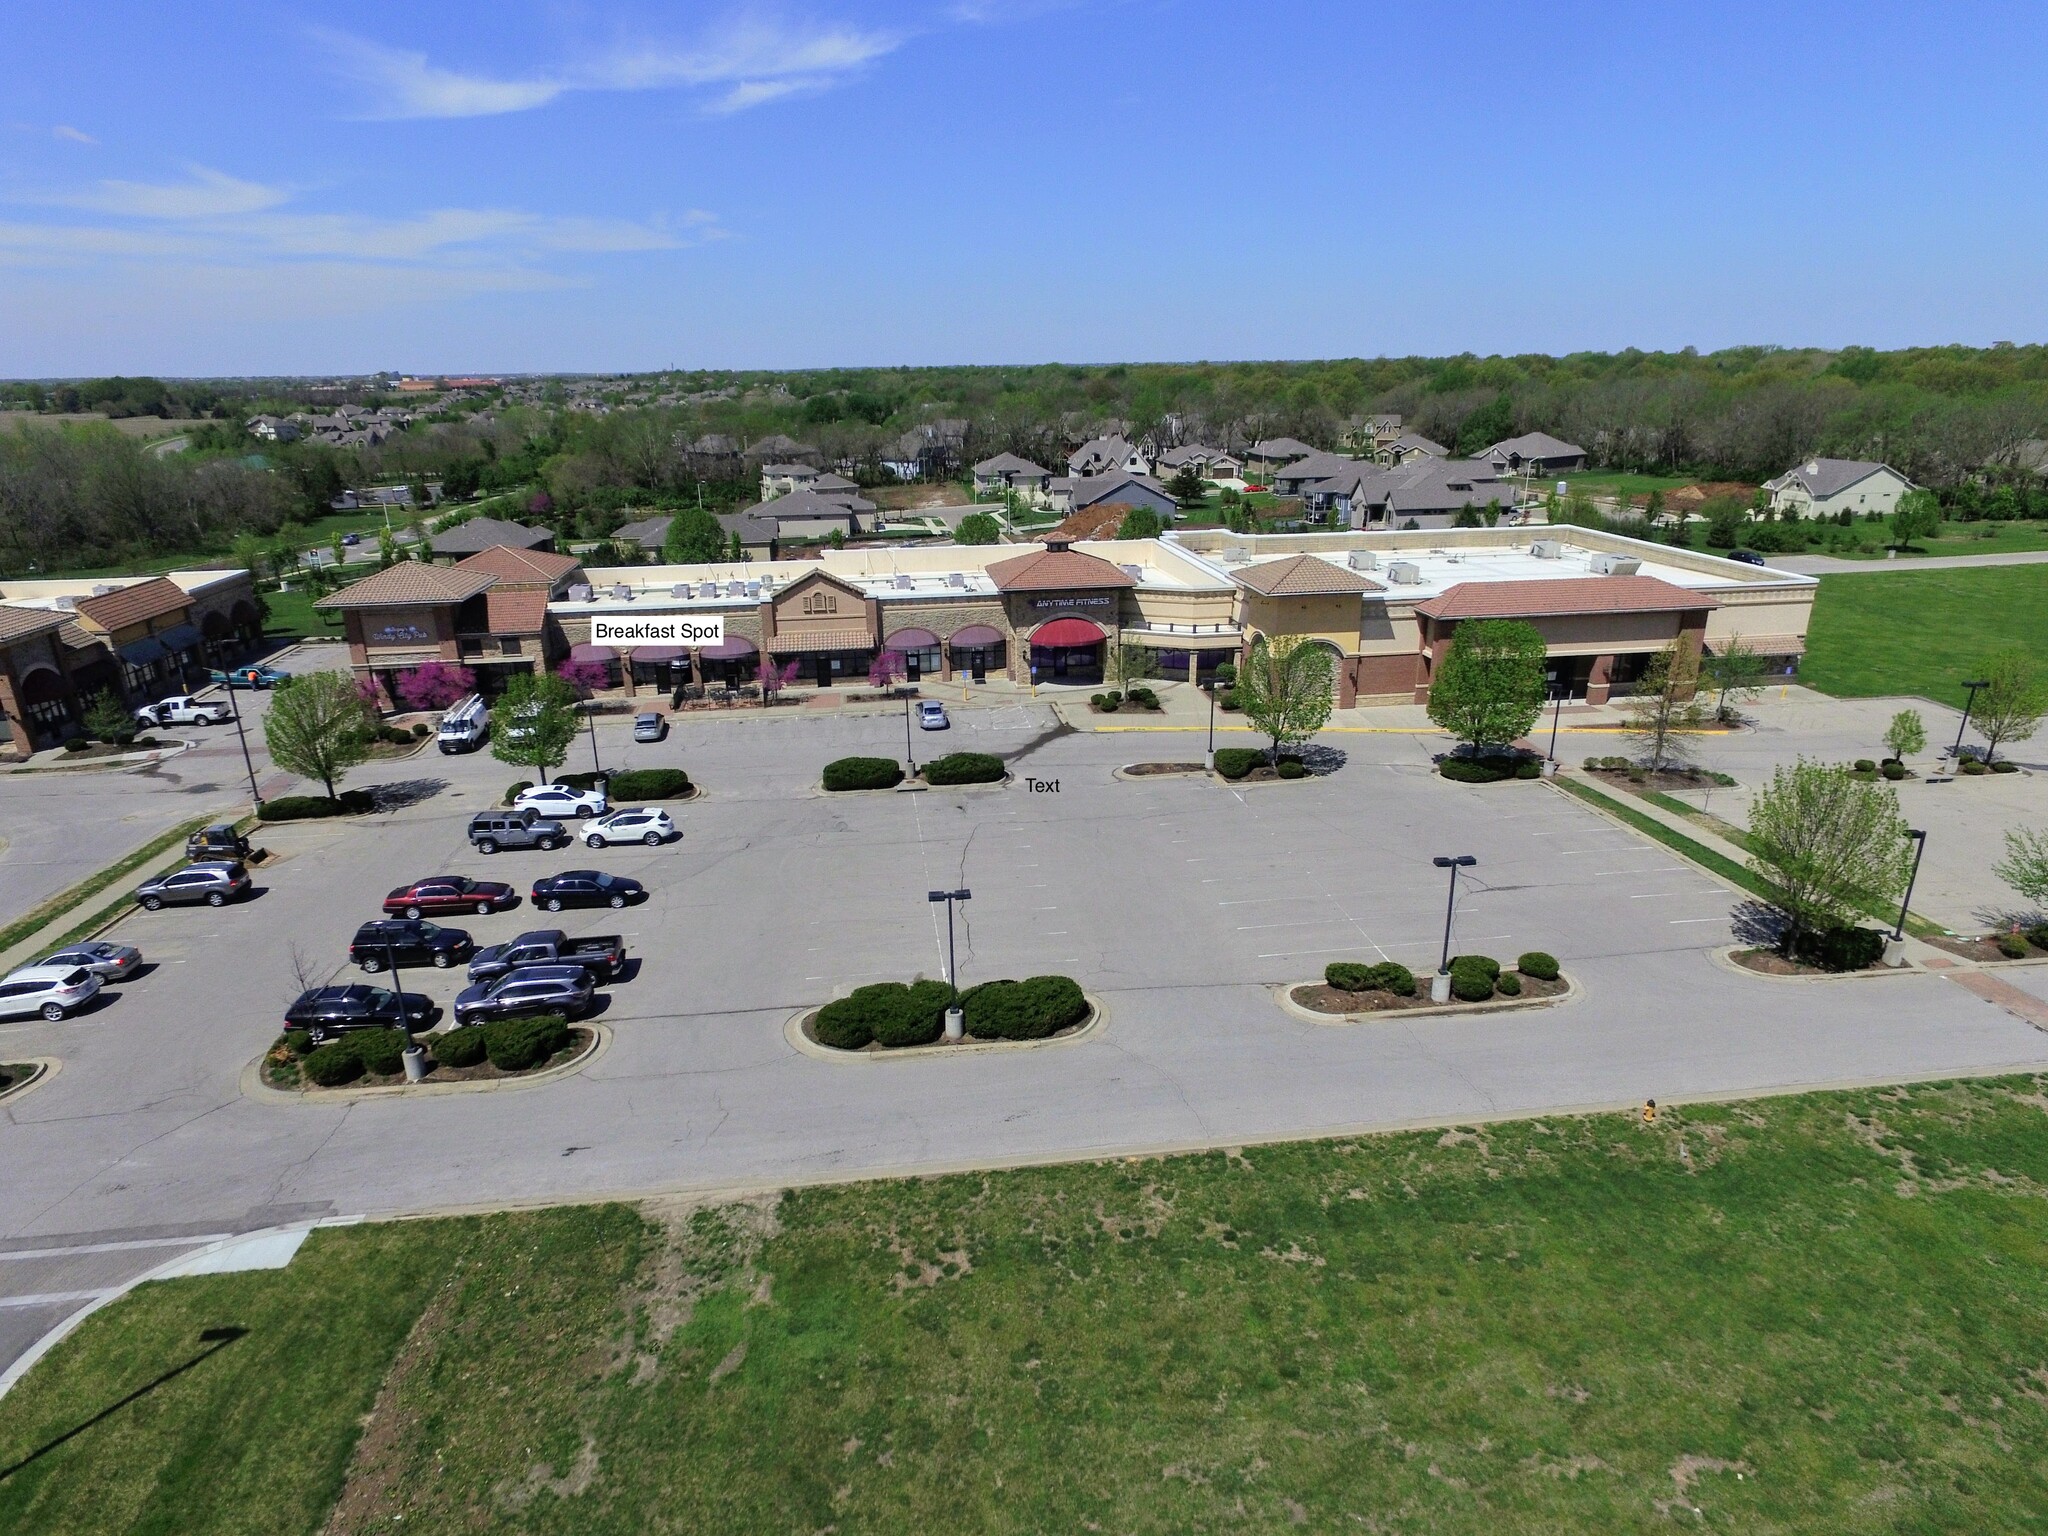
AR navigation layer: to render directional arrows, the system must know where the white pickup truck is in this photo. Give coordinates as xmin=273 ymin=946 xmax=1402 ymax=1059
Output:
xmin=134 ymin=694 xmax=232 ymax=727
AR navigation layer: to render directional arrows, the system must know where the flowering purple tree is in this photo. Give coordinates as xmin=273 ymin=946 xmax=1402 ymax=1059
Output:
xmin=395 ymin=661 xmax=476 ymax=712
xmin=556 ymin=658 xmax=613 ymax=695
xmin=761 ymin=657 xmax=802 ymax=703
xmin=527 ymin=490 xmax=555 ymax=519
xmin=353 ymin=674 xmax=385 ymax=714
xmin=868 ymin=649 xmax=905 ymax=690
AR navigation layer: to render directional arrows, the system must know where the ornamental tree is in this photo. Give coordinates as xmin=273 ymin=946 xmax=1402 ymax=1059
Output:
xmin=1746 ymin=758 xmax=1914 ymax=956
xmin=1890 ymin=488 xmax=1942 ymax=549
xmin=489 ymin=670 xmax=579 ymax=785
xmin=1235 ymin=635 xmax=1333 ymax=766
xmin=1971 ymin=647 xmax=2046 ymax=766
xmin=1426 ymin=619 xmax=1547 ymax=753
xmin=868 ymin=649 xmax=904 ymax=690
xmin=263 ymin=670 xmax=376 ymax=800
xmin=555 ymin=658 xmax=612 ymax=695
xmin=1994 ymin=826 xmax=2048 ymax=910
xmin=83 ymin=688 xmax=137 ymax=745
xmin=1701 ymin=637 xmax=1769 ymax=721
xmin=394 ymin=661 xmax=476 ymax=712
xmin=1621 ymin=641 xmax=1712 ymax=774
xmin=1882 ymin=708 xmax=1927 ymax=764
xmin=955 ymin=511 xmax=1001 ymax=545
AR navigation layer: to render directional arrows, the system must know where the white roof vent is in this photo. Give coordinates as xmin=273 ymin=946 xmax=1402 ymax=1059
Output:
xmin=1531 ymin=540 xmax=1563 ymax=559
xmin=671 ymin=583 xmax=690 ymax=598
xmin=1590 ymin=553 xmax=1641 ymax=576
xmin=1347 ymin=550 xmax=1378 ymax=570
xmin=569 ymin=583 xmax=593 ymax=602
xmin=54 ymin=595 xmax=76 ymax=611
xmin=893 ymin=574 xmax=913 ymax=590
xmin=946 ymin=572 xmax=967 ymax=588
xmin=1385 ymin=561 xmax=1422 ymax=585
xmin=1120 ymin=564 xmax=1144 ymax=581
xmin=611 ymin=584 xmax=632 ymax=600
xmin=745 ymin=582 xmax=761 ymax=598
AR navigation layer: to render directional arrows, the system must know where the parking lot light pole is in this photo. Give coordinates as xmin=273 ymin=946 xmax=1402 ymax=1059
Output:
xmin=586 ymin=707 xmax=603 ymax=777
xmin=384 ymin=936 xmax=428 ymax=1080
xmin=1205 ymin=680 xmax=1217 ymax=770
xmin=1546 ymin=690 xmax=1565 ymax=763
xmin=1887 ymin=829 xmax=1928 ymax=965
xmin=222 ymin=684 xmax=263 ymax=810
xmin=906 ymin=696 xmax=917 ymax=777
xmin=1430 ymin=855 xmax=1477 ymax=1002
xmin=1949 ymin=680 xmax=1989 ymax=762
xmin=928 ymin=888 xmax=971 ymax=1039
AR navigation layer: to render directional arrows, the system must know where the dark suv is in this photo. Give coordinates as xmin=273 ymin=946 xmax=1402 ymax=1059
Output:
xmin=185 ymin=823 xmax=253 ymax=862
xmin=349 ymin=919 xmax=474 ymax=972
xmin=284 ymin=984 xmax=437 ymax=1044
xmin=468 ymin=808 xmax=569 ymax=854
xmin=452 ymin=965 xmax=595 ymax=1026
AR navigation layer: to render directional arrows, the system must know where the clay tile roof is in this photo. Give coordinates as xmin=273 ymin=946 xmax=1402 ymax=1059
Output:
xmin=986 ymin=545 xmax=1138 ymax=592
xmin=1412 ymin=575 xmax=1720 ymax=622
xmin=484 ymin=588 xmax=548 ymax=634
xmin=316 ymin=563 xmax=498 ymax=610
xmin=73 ymin=576 xmax=190 ymax=633
xmin=1232 ymin=554 xmax=1382 ymax=597
xmin=454 ymin=545 xmax=581 ymax=586
xmin=0 ymin=604 xmax=68 ymax=646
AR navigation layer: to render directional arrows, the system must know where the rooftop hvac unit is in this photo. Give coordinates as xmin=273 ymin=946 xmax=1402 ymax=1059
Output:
xmin=946 ymin=572 xmax=967 ymax=588
xmin=727 ymin=582 xmax=748 ymax=597
xmin=54 ymin=596 xmax=76 ymax=611
xmin=91 ymin=584 xmax=115 ymax=597
xmin=1120 ymin=564 xmax=1144 ymax=581
xmin=569 ymin=583 xmax=593 ymax=602
xmin=1531 ymin=540 xmax=1563 ymax=559
xmin=1590 ymin=554 xmax=1641 ymax=576
xmin=1385 ymin=561 xmax=1422 ymax=585
xmin=611 ymin=585 xmax=633 ymax=600
xmin=745 ymin=582 xmax=761 ymax=598
xmin=1347 ymin=550 xmax=1378 ymax=570
xmin=893 ymin=573 xmax=913 ymax=589
xmin=671 ymin=583 xmax=690 ymax=598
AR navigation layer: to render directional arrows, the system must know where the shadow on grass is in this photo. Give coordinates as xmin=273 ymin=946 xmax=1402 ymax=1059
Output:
xmin=0 ymin=1326 xmax=246 ymax=1483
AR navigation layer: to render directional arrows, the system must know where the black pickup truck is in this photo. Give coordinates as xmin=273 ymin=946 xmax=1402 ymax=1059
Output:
xmin=465 ymin=928 xmax=626 ymax=985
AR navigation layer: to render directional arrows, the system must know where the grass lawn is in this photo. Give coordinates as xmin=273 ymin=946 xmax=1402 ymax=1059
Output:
xmin=1824 ymin=520 xmax=2048 ymax=561
xmin=260 ymin=587 xmax=344 ymax=641
xmin=7 ymin=1079 xmax=2048 ymax=1533
xmin=1800 ymin=565 xmax=2048 ymax=707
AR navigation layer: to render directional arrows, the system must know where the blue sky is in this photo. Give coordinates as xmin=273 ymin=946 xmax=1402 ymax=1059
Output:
xmin=2 ymin=1 xmax=2044 ymax=376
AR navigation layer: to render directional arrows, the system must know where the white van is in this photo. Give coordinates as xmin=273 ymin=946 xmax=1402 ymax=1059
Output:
xmin=436 ymin=694 xmax=490 ymax=754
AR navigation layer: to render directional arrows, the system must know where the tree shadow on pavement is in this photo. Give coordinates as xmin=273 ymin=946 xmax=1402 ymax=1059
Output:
xmin=367 ymin=779 xmax=450 ymax=812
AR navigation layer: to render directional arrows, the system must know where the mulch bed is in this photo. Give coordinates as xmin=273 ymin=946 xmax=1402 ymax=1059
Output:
xmin=1125 ymin=762 xmax=1206 ymax=776
xmin=1584 ymin=766 xmax=1735 ymax=793
xmin=1225 ymin=765 xmax=1316 ymax=783
xmin=266 ymin=1027 xmax=595 ymax=1092
xmin=1923 ymin=933 xmax=2048 ymax=964
xmin=1291 ymin=974 xmax=1567 ymax=1016
xmin=0 ymin=1063 xmax=43 ymax=1101
xmin=1729 ymin=948 xmax=1883 ymax=978
xmin=799 ymin=1010 xmax=1091 ymax=1053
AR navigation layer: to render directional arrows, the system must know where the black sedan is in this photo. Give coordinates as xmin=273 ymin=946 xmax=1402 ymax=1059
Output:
xmin=452 ymin=965 xmax=595 ymax=1026
xmin=349 ymin=919 xmax=474 ymax=972
xmin=529 ymin=870 xmax=644 ymax=912
xmin=284 ymin=984 xmax=437 ymax=1044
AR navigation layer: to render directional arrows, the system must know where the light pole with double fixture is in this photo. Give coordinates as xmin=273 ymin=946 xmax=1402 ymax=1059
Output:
xmin=928 ymin=887 xmax=971 ymax=1039
xmin=1430 ymin=855 xmax=1477 ymax=1001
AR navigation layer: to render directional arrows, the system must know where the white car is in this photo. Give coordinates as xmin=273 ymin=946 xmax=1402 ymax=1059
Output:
xmin=513 ymin=783 xmax=608 ymax=819
xmin=135 ymin=695 xmax=231 ymax=727
xmin=918 ymin=701 xmax=950 ymax=730
xmin=581 ymin=807 xmax=676 ymax=848
xmin=0 ymin=963 xmax=102 ymax=1022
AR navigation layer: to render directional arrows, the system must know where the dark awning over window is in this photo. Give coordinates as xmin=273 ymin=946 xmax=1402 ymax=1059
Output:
xmin=699 ymin=635 xmax=757 ymax=659
xmin=157 ymin=623 xmax=203 ymax=652
xmin=568 ymin=642 xmax=617 ymax=663
xmin=884 ymin=627 xmax=940 ymax=649
xmin=948 ymin=625 xmax=1005 ymax=648
xmin=119 ymin=636 xmax=168 ymax=666
xmin=631 ymin=645 xmax=689 ymax=663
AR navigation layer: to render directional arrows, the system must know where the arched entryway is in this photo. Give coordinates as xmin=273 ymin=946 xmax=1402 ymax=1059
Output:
xmin=948 ymin=625 xmax=1005 ymax=683
xmin=1028 ymin=617 xmax=1106 ymax=685
xmin=884 ymin=627 xmax=942 ymax=683
xmin=18 ymin=665 xmax=75 ymax=747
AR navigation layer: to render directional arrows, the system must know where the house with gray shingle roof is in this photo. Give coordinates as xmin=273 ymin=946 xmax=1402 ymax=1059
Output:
xmin=1763 ymin=458 xmax=1915 ymax=520
xmin=1476 ymin=432 xmax=1587 ymax=475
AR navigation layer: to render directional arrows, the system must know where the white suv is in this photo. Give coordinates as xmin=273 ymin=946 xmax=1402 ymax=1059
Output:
xmin=0 ymin=964 xmax=102 ymax=1022
xmin=513 ymin=783 xmax=608 ymax=819
xmin=581 ymin=807 xmax=676 ymax=848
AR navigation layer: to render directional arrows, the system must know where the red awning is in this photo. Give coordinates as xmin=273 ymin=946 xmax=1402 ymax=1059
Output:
xmin=1030 ymin=617 xmax=1106 ymax=647
xmin=948 ymin=625 xmax=1004 ymax=647
xmin=884 ymin=627 xmax=940 ymax=648
xmin=569 ymin=642 xmax=617 ymax=663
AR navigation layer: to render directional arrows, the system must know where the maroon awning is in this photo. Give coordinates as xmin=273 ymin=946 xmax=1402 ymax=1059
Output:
xmin=1030 ymin=617 xmax=1105 ymax=647
xmin=885 ymin=627 xmax=940 ymax=648
xmin=632 ymin=645 xmax=688 ymax=662
xmin=948 ymin=625 xmax=1005 ymax=647
xmin=699 ymin=635 xmax=757 ymax=659
xmin=569 ymin=642 xmax=617 ymax=663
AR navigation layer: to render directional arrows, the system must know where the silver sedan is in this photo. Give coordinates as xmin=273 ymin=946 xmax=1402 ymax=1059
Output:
xmin=38 ymin=940 xmax=144 ymax=981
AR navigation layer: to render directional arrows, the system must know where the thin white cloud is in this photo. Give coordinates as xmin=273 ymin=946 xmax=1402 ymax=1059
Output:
xmin=57 ymin=165 xmax=288 ymax=220
xmin=314 ymin=13 xmax=903 ymax=120
xmin=52 ymin=124 xmax=97 ymax=145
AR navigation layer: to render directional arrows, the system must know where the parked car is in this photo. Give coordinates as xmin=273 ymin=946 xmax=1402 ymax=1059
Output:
xmin=185 ymin=823 xmax=253 ymax=862
xmin=632 ymin=712 xmax=667 ymax=743
xmin=208 ymin=664 xmax=290 ymax=689
xmin=452 ymin=965 xmax=595 ymax=1027
xmin=513 ymin=783 xmax=608 ymax=819
xmin=284 ymin=984 xmax=436 ymax=1044
xmin=381 ymin=876 xmax=517 ymax=919
xmin=136 ymin=861 xmax=250 ymax=910
xmin=468 ymin=808 xmax=569 ymax=854
xmin=0 ymin=964 xmax=102 ymax=1021
xmin=349 ymin=919 xmax=474 ymax=972
xmin=134 ymin=695 xmax=232 ymax=728
xmin=582 ymin=807 xmax=676 ymax=848
xmin=530 ymin=870 xmax=644 ymax=912
xmin=466 ymin=929 xmax=626 ymax=985
xmin=1726 ymin=548 xmax=1766 ymax=566
xmin=37 ymin=941 xmax=142 ymax=981
xmin=918 ymin=700 xmax=950 ymax=730
xmin=340 ymin=532 xmax=362 ymax=546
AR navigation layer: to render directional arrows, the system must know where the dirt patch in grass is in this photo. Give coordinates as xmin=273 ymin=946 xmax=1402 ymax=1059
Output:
xmin=1124 ymin=761 xmax=1206 ymax=776
xmin=318 ymin=1277 xmax=463 ymax=1535
xmin=1292 ymin=973 xmax=1568 ymax=1015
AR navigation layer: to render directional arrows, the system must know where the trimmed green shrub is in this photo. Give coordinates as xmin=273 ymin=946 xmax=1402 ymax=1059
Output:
xmin=1449 ymin=954 xmax=1502 ymax=981
xmin=1127 ymin=687 xmax=1158 ymax=709
xmin=1582 ymin=756 xmax=1603 ymax=771
xmin=1370 ymin=961 xmax=1417 ymax=997
xmin=2028 ymin=924 xmax=2048 ymax=952
xmin=432 ymin=1026 xmax=488 ymax=1068
xmin=1517 ymin=951 xmax=1561 ymax=981
xmin=1961 ymin=759 xmax=1989 ymax=776
xmin=1601 ymin=756 xmax=1630 ymax=771
xmin=1218 ymin=690 xmax=1242 ymax=711
xmin=1854 ymin=758 xmax=1877 ymax=773
xmin=1881 ymin=761 xmax=1906 ymax=780
xmin=1792 ymin=926 xmax=1887 ymax=972
xmin=482 ymin=1013 xmax=571 ymax=1071
xmin=352 ymin=1028 xmax=409 ymax=1076
xmin=923 ymin=752 xmax=1005 ymax=786
xmin=961 ymin=975 xmax=1089 ymax=1041
xmin=258 ymin=790 xmax=375 ymax=822
xmin=813 ymin=981 xmax=951 ymax=1050
xmin=302 ymin=1042 xmax=366 ymax=1087
xmin=823 ymin=756 xmax=904 ymax=792
xmin=1496 ymin=971 xmax=1522 ymax=996
xmin=282 ymin=1029 xmax=314 ymax=1057
xmin=1325 ymin=962 xmax=1372 ymax=992
xmin=62 ymin=738 xmax=91 ymax=753
xmin=1997 ymin=933 xmax=2029 ymax=959
xmin=1276 ymin=759 xmax=1306 ymax=779
xmin=378 ymin=726 xmax=413 ymax=746
xmin=1213 ymin=747 xmax=1265 ymax=779
xmin=1439 ymin=757 xmax=1507 ymax=783
xmin=1091 ymin=694 xmax=1118 ymax=712
xmin=553 ymin=771 xmax=604 ymax=791
xmin=1514 ymin=759 xmax=1543 ymax=779
xmin=411 ymin=722 xmax=431 ymax=739
xmin=1993 ymin=760 xmax=2019 ymax=774
xmin=1447 ymin=962 xmax=1496 ymax=1003
xmin=605 ymin=767 xmax=692 ymax=799
xmin=504 ymin=780 xmax=534 ymax=804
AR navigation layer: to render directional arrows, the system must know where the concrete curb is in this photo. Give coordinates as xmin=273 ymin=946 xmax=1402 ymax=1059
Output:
xmin=0 ymin=1057 xmax=59 ymax=1108
xmin=1709 ymin=946 xmax=1928 ymax=984
xmin=914 ymin=771 xmax=1013 ymax=794
xmin=1272 ymin=975 xmax=1582 ymax=1025
xmin=1111 ymin=763 xmax=1208 ymax=783
xmin=783 ymin=995 xmax=1105 ymax=1061
xmin=239 ymin=1023 xmax=611 ymax=1104
xmin=0 ymin=739 xmax=195 ymax=774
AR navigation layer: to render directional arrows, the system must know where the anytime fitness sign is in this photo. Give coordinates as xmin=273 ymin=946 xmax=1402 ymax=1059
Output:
xmin=591 ymin=616 xmax=725 ymax=647
xmin=1027 ymin=595 xmax=1114 ymax=611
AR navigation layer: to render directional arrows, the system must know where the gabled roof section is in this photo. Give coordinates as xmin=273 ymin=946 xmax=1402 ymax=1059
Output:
xmin=0 ymin=604 xmax=69 ymax=647
xmin=776 ymin=566 xmax=867 ymax=603
xmin=987 ymin=545 xmax=1138 ymax=592
xmin=73 ymin=577 xmax=191 ymax=633
xmin=1413 ymin=575 xmax=1720 ymax=622
xmin=483 ymin=588 xmax=549 ymax=635
xmin=1769 ymin=458 xmax=1910 ymax=499
xmin=430 ymin=517 xmax=553 ymax=555
xmin=1249 ymin=437 xmax=1315 ymax=460
xmin=454 ymin=545 xmax=582 ymax=586
xmin=974 ymin=451 xmax=1050 ymax=477
xmin=1071 ymin=472 xmax=1171 ymax=509
xmin=1481 ymin=431 xmax=1585 ymax=461
xmin=1232 ymin=554 xmax=1381 ymax=597
xmin=317 ymin=563 xmax=498 ymax=610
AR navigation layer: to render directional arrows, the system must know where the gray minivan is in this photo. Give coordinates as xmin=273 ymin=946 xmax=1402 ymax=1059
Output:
xmin=467 ymin=808 xmax=569 ymax=854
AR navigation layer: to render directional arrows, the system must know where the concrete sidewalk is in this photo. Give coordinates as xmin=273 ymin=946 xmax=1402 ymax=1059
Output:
xmin=1770 ymin=549 xmax=2048 ymax=575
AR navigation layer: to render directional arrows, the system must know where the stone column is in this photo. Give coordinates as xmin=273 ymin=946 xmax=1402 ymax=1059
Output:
xmin=1586 ymin=653 xmax=1616 ymax=704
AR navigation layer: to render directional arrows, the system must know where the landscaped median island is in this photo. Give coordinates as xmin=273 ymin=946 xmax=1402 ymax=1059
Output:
xmin=1213 ymin=746 xmax=1308 ymax=781
xmin=1292 ymin=952 xmax=1567 ymax=1017
xmin=1437 ymin=747 xmax=1545 ymax=783
xmin=502 ymin=767 xmax=696 ymax=804
xmin=0 ymin=1061 xmax=44 ymax=1102
xmin=821 ymin=754 xmax=1008 ymax=791
xmin=264 ymin=1013 xmax=594 ymax=1092
xmin=803 ymin=976 xmax=1091 ymax=1052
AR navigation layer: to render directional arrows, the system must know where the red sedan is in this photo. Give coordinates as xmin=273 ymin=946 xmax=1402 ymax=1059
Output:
xmin=382 ymin=876 xmax=518 ymax=919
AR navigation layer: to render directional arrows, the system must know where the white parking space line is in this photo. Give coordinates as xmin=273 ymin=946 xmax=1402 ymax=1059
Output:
xmin=1594 ymin=867 xmax=1685 ymax=876
xmin=0 ymin=1234 xmax=231 ymax=1262
xmin=1670 ymin=917 xmax=1727 ymax=925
